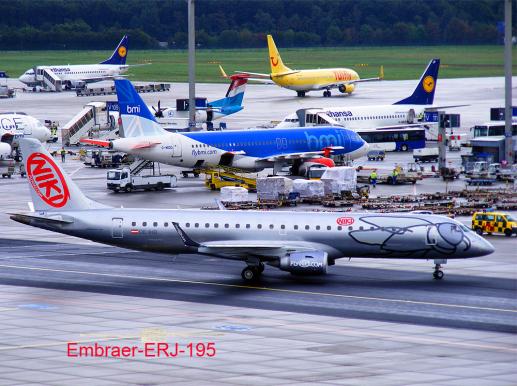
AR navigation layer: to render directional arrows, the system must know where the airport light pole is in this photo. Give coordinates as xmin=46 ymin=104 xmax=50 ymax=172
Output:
xmin=188 ymin=0 xmax=196 ymax=130
xmin=504 ymin=0 xmax=513 ymax=165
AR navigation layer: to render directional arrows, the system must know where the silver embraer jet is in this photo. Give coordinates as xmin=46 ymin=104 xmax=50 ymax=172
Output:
xmin=11 ymin=139 xmax=494 ymax=282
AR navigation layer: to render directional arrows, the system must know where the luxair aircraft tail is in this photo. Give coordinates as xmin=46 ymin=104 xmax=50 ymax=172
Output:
xmin=115 ymin=79 xmax=169 ymax=138
xmin=394 ymin=58 xmax=440 ymax=105
xmin=100 ymin=35 xmax=128 ymax=65
xmin=267 ymin=34 xmax=292 ymax=75
xmin=209 ymin=66 xmax=248 ymax=113
xmin=19 ymin=138 xmax=107 ymax=212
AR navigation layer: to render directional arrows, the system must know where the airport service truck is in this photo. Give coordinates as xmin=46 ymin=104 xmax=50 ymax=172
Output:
xmin=107 ymin=168 xmax=177 ymax=193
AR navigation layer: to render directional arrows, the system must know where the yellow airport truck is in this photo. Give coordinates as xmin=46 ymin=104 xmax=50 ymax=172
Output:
xmin=472 ymin=211 xmax=517 ymax=237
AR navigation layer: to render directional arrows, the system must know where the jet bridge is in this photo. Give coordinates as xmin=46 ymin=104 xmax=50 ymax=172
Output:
xmin=34 ymin=67 xmax=62 ymax=91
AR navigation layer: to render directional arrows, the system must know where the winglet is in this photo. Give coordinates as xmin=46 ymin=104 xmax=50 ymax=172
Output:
xmin=172 ymin=222 xmax=200 ymax=247
xmin=219 ymin=65 xmax=228 ymax=79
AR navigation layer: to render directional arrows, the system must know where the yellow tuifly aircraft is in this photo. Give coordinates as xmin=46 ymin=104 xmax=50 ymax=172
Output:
xmin=238 ymin=34 xmax=383 ymax=98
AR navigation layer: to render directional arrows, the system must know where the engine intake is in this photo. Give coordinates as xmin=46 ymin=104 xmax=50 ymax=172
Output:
xmin=338 ymin=84 xmax=355 ymax=94
xmin=279 ymin=251 xmax=328 ymax=275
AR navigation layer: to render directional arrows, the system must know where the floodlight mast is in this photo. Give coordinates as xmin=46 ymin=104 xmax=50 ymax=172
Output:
xmin=188 ymin=0 xmax=196 ymax=130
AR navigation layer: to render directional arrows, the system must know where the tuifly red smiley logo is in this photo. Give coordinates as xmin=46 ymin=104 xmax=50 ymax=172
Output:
xmin=270 ymin=56 xmax=278 ymax=67
xmin=336 ymin=217 xmax=354 ymax=226
xmin=27 ymin=152 xmax=70 ymax=208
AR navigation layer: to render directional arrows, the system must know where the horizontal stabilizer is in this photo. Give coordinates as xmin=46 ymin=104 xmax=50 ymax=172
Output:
xmin=9 ymin=213 xmax=74 ymax=225
xmin=80 ymin=138 xmax=111 ymax=147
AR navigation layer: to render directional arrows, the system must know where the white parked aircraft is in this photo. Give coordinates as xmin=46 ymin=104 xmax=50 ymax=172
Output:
xmin=276 ymin=59 xmax=463 ymax=140
xmin=18 ymin=36 xmax=130 ymax=90
xmin=12 ymin=138 xmax=495 ymax=282
xmin=0 ymin=113 xmax=51 ymax=159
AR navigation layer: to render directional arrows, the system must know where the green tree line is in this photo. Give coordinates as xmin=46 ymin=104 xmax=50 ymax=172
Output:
xmin=0 ymin=0 xmax=511 ymax=50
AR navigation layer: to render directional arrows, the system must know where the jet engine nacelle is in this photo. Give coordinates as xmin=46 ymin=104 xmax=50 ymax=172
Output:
xmin=0 ymin=142 xmax=12 ymax=159
xmin=195 ymin=110 xmax=210 ymax=122
xmin=66 ymin=80 xmax=86 ymax=90
xmin=338 ymin=84 xmax=355 ymax=94
xmin=279 ymin=251 xmax=328 ymax=275
xmin=297 ymin=157 xmax=335 ymax=177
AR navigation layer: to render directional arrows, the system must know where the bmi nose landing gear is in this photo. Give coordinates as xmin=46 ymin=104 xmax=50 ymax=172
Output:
xmin=433 ymin=259 xmax=447 ymax=280
xmin=241 ymin=263 xmax=265 ymax=282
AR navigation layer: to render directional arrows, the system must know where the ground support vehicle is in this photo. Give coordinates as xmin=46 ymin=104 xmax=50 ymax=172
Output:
xmin=472 ymin=211 xmax=517 ymax=237
xmin=107 ymin=168 xmax=177 ymax=193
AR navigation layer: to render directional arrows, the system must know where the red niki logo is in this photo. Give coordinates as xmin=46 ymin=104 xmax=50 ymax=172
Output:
xmin=336 ymin=217 xmax=354 ymax=226
xmin=27 ymin=152 xmax=70 ymax=208
xmin=270 ymin=56 xmax=278 ymax=67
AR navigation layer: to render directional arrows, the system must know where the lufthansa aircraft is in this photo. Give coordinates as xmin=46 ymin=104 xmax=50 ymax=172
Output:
xmin=0 ymin=113 xmax=51 ymax=159
xmin=12 ymin=138 xmax=494 ymax=281
xmin=18 ymin=36 xmax=131 ymax=90
xmin=237 ymin=35 xmax=382 ymax=97
xmin=277 ymin=59 xmax=442 ymax=130
xmin=82 ymin=79 xmax=369 ymax=171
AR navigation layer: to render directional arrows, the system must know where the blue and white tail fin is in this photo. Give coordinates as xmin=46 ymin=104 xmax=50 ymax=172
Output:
xmin=115 ymin=79 xmax=168 ymax=138
xmin=394 ymin=58 xmax=440 ymax=105
xmin=209 ymin=66 xmax=247 ymax=114
xmin=19 ymin=139 xmax=107 ymax=211
xmin=100 ymin=35 xmax=128 ymax=65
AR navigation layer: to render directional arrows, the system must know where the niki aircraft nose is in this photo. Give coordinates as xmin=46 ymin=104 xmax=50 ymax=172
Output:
xmin=469 ymin=235 xmax=495 ymax=257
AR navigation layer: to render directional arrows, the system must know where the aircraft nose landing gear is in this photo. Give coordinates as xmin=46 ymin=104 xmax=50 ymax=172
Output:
xmin=433 ymin=259 xmax=447 ymax=280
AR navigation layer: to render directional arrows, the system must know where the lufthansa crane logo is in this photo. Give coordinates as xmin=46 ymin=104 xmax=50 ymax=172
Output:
xmin=27 ymin=153 xmax=70 ymax=208
xmin=422 ymin=76 xmax=435 ymax=93
xmin=270 ymin=56 xmax=278 ymax=67
xmin=118 ymin=46 xmax=127 ymax=58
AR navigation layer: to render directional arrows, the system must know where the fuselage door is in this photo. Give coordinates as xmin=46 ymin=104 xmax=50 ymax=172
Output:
xmin=172 ymin=136 xmax=182 ymax=157
xmin=112 ymin=218 xmax=123 ymax=238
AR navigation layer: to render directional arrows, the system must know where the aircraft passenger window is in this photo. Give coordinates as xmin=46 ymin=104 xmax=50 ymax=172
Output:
xmin=142 ymin=222 xmax=147 ymax=227
xmin=186 ymin=223 xmax=190 ymax=227
xmin=257 ymin=224 xmax=262 ymax=229
xmin=195 ymin=223 xmax=199 ymax=228
xmin=294 ymin=225 xmax=298 ymax=230
xmin=236 ymin=224 xmax=240 ymax=228
xmin=281 ymin=225 xmax=285 ymax=229
xmin=164 ymin=223 xmax=168 ymax=227
xmin=205 ymin=223 xmax=210 ymax=228
xmin=225 ymin=224 xmax=229 ymax=228
xmin=246 ymin=224 xmax=250 ymax=229
xmin=316 ymin=225 xmax=320 ymax=230
xmin=153 ymin=222 xmax=158 ymax=227
xmin=348 ymin=226 xmax=353 ymax=231
xmin=305 ymin=225 xmax=310 ymax=230
xmin=132 ymin=222 xmax=136 ymax=226
xmin=214 ymin=223 xmax=219 ymax=228
xmin=359 ymin=226 xmax=364 ymax=230
xmin=327 ymin=226 xmax=331 ymax=230
xmin=337 ymin=226 xmax=342 ymax=231
xmin=269 ymin=224 xmax=274 ymax=229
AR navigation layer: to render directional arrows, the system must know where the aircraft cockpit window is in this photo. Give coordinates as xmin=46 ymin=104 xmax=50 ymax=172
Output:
xmin=459 ymin=224 xmax=470 ymax=232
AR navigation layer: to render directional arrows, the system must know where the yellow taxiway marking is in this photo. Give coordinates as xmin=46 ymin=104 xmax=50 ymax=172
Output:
xmin=0 ymin=263 xmax=516 ymax=315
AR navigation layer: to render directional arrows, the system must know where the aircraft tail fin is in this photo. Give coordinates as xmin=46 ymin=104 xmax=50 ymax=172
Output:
xmin=115 ymin=79 xmax=168 ymax=138
xmin=209 ymin=68 xmax=247 ymax=110
xmin=19 ymin=139 xmax=107 ymax=212
xmin=394 ymin=58 xmax=440 ymax=105
xmin=100 ymin=35 xmax=128 ymax=65
xmin=267 ymin=34 xmax=292 ymax=75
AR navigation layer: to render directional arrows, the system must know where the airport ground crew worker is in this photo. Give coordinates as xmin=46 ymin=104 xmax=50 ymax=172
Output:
xmin=60 ymin=147 xmax=66 ymax=163
xmin=370 ymin=170 xmax=378 ymax=188
xmin=392 ymin=167 xmax=399 ymax=185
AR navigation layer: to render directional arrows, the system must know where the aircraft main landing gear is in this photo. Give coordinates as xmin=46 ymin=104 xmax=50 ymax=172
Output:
xmin=296 ymin=91 xmax=306 ymax=97
xmin=323 ymin=90 xmax=332 ymax=97
xmin=433 ymin=264 xmax=444 ymax=280
xmin=241 ymin=262 xmax=264 ymax=282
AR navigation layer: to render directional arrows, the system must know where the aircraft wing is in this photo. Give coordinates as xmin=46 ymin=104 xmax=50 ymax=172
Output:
xmin=234 ymin=71 xmax=269 ymax=78
xmin=424 ymin=104 xmax=469 ymax=111
xmin=172 ymin=222 xmax=314 ymax=260
xmin=257 ymin=146 xmax=344 ymax=162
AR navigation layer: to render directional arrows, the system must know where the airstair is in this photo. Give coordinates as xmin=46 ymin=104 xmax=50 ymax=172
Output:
xmin=61 ymin=106 xmax=97 ymax=146
xmin=34 ymin=67 xmax=62 ymax=91
xmin=130 ymin=159 xmax=154 ymax=175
